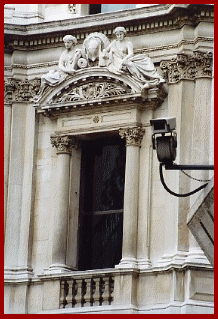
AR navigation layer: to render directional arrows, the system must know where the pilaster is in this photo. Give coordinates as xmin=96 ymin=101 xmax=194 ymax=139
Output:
xmin=4 ymin=100 xmax=36 ymax=280
xmin=159 ymin=50 xmax=213 ymax=267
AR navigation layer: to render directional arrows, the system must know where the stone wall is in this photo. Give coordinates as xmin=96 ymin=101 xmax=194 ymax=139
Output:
xmin=4 ymin=4 xmax=214 ymax=314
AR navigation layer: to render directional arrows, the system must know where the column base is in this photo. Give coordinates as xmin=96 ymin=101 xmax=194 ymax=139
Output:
xmin=186 ymin=249 xmax=211 ymax=266
xmin=158 ymin=250 xmax=212 ymax=268
xmin=45 ymin=264 xmax=74 ymax=274
xmin=157 ymin=251 xmax=188 ymax=268
xmin=137 ymin=258 xmax=152 ymax=269
xmin=115 ymin=258 xmax=138 ymax=269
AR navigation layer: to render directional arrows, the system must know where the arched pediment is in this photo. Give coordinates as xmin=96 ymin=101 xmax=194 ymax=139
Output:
xmin=34 ymin=67 xmax=145 ymax=110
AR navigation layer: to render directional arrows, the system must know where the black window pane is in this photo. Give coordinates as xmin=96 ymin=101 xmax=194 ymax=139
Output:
xmin=78 ymin=135 xmax=126 ymax=270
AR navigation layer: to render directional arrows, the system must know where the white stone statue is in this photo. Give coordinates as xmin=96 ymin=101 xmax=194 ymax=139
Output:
xmin=101 ymin=26 xmax=165 ymax=88
xmin=35 ymin=35 xmax=82 ymax=99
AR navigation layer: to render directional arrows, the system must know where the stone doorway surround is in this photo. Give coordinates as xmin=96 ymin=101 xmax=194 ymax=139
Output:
xmin=34 ymin=67 xmax=166 ymax=274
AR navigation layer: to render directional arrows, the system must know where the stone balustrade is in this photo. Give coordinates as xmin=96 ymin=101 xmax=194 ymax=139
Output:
xmin=60 ymin=273 xmax=114 ymax=309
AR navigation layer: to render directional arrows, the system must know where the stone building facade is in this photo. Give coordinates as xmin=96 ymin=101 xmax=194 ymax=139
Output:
xmin=4 ymin=4 xmax=214 ymax=314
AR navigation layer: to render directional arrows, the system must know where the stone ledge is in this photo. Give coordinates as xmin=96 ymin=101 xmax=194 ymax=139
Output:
xmin=36 ymin=300 xmax=214 ymax=314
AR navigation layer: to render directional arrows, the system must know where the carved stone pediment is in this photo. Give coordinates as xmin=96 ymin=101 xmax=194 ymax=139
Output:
xmin=33 ymin=68 xmax=167 ymax=115
xmin=32 ymin=29 xmax=166 ymax=113
xmin=36 ymin=68 xmax=137 ymax=105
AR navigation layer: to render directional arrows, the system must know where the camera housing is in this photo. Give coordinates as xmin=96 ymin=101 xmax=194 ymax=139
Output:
xmin=150 ymin=117 xmax=176 ymax=134
xmin=150 ymin=117 xmax=177 ymax=164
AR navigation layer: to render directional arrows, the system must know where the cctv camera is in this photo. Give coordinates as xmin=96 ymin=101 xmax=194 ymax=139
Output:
xmin=150 ymin=117 xmax=177 ymax=164
xmin=150 ymin=117 xmax=176 ymax=135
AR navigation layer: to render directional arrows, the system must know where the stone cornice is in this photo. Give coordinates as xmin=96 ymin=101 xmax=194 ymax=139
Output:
xmin=160 ymin=51 xmax=213 ymax=83
xmin=4 ymin=4 xmax=214 ymax=52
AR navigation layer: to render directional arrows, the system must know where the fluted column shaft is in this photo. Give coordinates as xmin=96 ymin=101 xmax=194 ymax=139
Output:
xmin=118 ymin=127 xmax=145 ymax=268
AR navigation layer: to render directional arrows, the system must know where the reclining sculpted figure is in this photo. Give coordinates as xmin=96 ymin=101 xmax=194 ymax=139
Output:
xmin=35 ymin=35 xmax=82 ymax=100
xmin=100 ymin=26 xmax=165 ymax=88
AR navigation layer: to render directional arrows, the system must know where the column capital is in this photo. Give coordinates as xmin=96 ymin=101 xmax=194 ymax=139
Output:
xmin=160 ymin=51 xmax=213 ymax=84
xmin=119 ymin=127 xmax=145 ymax=147
xmin=50 ymin=135 xmax=80 ymax=155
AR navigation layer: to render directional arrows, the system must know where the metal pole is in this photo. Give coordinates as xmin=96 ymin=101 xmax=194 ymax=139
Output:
xmin=164 ymin=163 xmax=214 ymax=170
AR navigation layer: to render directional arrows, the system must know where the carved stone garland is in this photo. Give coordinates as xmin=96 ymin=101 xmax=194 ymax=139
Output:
xmin=160 ymin=51 xmax=213 ymax=84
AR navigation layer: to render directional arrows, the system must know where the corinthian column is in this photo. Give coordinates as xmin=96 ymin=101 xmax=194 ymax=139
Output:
xmin=49 ymin=135 xmax=77 ymax=273
xmin=118 ymin=127 xmax=145 ymax=268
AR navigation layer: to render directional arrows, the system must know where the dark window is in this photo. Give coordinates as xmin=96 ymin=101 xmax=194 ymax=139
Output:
xmin=89 ymin=4 xmax=101 ymax=14
xmin=78 ymin=135 xmax=126 ymax=270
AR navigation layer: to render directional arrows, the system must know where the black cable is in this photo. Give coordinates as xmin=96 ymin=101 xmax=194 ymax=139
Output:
xmin=159 ymin=163 xmax=208 ymax=197
xmin=181 ymin=169 xmax=211 ymax=182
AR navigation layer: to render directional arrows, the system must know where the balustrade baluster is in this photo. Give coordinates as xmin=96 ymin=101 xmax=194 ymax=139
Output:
xmin=60 ymin=280 xmax=69 ymax=308
xmin=93 ymin=278 xmax=101 ymax=306
xmin=85 ymin=278 xmax=94 ymax=306
xmin=99 ymin=278 xmax=104 ymax=306
xmin=109 ymin=277 xmax=114 ymax=305
xmin=72 ymin=280 xmax=77 ymax=308
xmin=81 ymin=279 xmax=87 ymax=307
xmin=102 ymin=277 xmax=110 ymax=305
xmin=65 ymin=281 xmax=73 ymax=308
xmin=75 ymin=279 xmax=83 ymax=307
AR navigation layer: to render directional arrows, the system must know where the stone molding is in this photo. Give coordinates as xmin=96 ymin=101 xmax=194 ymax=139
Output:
xmin=4 ymin=4 xmax=213 ymax=52
xmin=160 ymin=51 xmax=213 ymax=84
xmin=50 ymin=135 xmax=80 ymax=155
xmin=119 ymin=127 xmax=145 ymax=147
xmin=135 ymin=37 xmax=214 ymax=56
xmin=4 ymin=61 xmax=58 ymax=71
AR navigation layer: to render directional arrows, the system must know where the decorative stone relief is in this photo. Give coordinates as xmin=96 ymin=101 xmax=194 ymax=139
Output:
xmin=160 ymin=51 xmax=213 ymax=84
xmin=4 ymin=78 xmax=41 ymax=103
xmin=119 ymin=127 xmax=145 ymax=147
xmin=68 ymin=4 xmax=76 ymax=13
xmin=4 ymin=78 xmax=16 ymax=103
xmin=34 ymin=27 xmax=165 ymax=102
xmin=15 ymin=79 xmax=41 ymax=102
xmin=50 ymin=135 xmax=79 ymax=155
xmin=52 ymin=82 xmax=129 ymax=104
